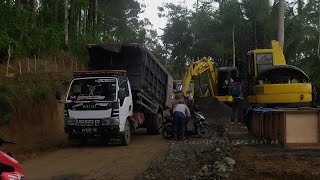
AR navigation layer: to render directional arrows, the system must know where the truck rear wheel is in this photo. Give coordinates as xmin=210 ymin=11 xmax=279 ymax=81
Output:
xmin=120 ymin=119 xmax=131 ymax=145
xmin=147 ymin=113 xmax=162 ymax=135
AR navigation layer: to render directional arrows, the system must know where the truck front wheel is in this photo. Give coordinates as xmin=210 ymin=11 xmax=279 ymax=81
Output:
xmin=120 ymin=119 xmax=131 ymax=145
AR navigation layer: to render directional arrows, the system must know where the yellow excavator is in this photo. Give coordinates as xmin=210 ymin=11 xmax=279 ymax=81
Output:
xmin=181 ymin=57 xmax=238 ymax=104
xmin=245 ymin=40 xmax=314 ymax=105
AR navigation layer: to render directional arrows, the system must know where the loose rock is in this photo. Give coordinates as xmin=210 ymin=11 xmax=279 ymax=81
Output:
xmin=225 ymin=157 xmax=236 ymax=166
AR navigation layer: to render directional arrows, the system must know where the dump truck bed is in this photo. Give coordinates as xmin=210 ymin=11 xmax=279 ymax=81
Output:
xmin=87 ymin=43 xmax=172 ymax=109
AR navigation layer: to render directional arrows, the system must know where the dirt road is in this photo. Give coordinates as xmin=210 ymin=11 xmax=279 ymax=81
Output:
xmin=22 ymin=134 xmax=168 ymax=180
xmin=228 ymin=125 xmax=320 ymax=180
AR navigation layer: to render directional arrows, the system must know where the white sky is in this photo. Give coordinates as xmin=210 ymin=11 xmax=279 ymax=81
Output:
xmin=138 ymin=0 xmax=196 ymax=35
xmin=138 ymin=0 xmax=294 ymax=36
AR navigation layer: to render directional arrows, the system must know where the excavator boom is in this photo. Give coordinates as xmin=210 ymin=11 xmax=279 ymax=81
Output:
xmin=181 ymin=58 xmax=217 ymax=98
xmin=181 ymin=57 xmax=237 ymax=104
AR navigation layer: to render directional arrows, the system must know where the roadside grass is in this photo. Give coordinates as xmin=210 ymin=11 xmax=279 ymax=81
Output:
xmin=0 ymin=83 xmax=15 ymax=113
xmin=0 ymin=81 xmax=53 ymax=124
xmin=20 ymin=82 xmax=52 ymax=103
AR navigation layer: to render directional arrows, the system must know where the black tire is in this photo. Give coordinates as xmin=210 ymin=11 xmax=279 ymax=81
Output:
xmin=69 ymin=134 xmax=84 ymax=147
xmin=197 ymin=124 xmax=211 ymax=138
xmin=120 ymin=120 xmax=131 ymax=145
xmin=147 ymin=113 xmax=162 ymax=135
xmin=161 ymin=124 xmax=173 ymax=139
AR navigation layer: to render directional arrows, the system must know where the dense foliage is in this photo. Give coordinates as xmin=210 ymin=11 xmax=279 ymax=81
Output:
xmin=0 ymin=0 xmax=319 ymax=88
xmin=0 ymin=0 xmax=159 ymax=61
xmin=160 ymin=0 xmax=320 ymax=85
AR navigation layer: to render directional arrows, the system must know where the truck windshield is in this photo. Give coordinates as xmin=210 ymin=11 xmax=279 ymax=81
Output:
xmin=68 ymin=78 xmax=117 ymax=101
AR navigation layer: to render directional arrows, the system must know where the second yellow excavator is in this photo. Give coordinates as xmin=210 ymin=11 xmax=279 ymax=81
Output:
xmin=245 ymin=40 xmax=314 ymax=105
xmin=181 ymin=57 xmax=238 ymax=104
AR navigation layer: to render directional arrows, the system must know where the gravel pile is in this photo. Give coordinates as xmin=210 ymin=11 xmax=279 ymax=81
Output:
xmin=195 ymin=97 xmax=231 ymax=124
xmin=137 ymin=122 xmax=235 ymax=180
xmin=137 ymin=97 xmax=234 ymax=180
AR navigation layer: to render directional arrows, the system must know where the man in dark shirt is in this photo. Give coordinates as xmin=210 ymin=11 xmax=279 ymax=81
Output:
xmin=230 ymin=79 xmax=245 ymax=124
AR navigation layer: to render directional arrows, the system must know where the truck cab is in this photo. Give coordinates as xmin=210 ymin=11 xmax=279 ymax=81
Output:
xmin=64 ymin=70 xmax=133 ymax=145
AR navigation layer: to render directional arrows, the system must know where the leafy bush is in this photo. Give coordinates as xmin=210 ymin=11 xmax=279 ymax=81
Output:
xmin=18 ymin=82 xmax=52 ymax=103
xmin=0 ymin=83 xmax=15 ymax=116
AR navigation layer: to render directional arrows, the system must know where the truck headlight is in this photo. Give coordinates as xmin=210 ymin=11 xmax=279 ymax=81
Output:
xmin=101 ymin=117 xmax=120 ymax=126
xmin=65 ymin=117 xmax=78 ymax=126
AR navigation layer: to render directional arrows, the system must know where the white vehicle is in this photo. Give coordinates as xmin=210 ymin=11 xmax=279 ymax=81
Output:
xmin=57 ymin=43 xmax=173 ymax=146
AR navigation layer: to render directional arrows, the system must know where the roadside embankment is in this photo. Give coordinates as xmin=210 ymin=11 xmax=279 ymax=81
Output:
xmin=0 ymin=73 xmax=71 ymax=160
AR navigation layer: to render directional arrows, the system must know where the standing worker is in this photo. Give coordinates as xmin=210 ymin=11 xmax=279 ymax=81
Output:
xmin=173 ymin=100 xmax=191 ymax=141
xmin=230 ymin=79 xmax=245 ymax=124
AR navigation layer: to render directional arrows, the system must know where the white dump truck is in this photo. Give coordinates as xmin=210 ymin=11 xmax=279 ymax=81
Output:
xmin=57 ymin=43 xmax=173 ymax=145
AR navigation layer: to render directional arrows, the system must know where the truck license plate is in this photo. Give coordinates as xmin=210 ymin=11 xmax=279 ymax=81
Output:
xmin=78 ymin=120 xmax=100 ymax=126
xmin=81 ymin=128 xmax=97 ymax=133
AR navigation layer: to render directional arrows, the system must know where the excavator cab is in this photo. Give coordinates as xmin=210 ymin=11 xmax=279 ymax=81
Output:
xmin=245 ymin=40 xmax=313 ymax=105
xmin=181 ymin=57 xmax=239 ymax=104
xmin=199 ymin=67 xmax=238 ymax=103
xmin=214 ymin=67 xmax=238 ymax=103
xmin=216 ymin=67 xmax=238 ymax=95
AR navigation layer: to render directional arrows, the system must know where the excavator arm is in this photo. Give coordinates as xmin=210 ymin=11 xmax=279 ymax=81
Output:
xmin=181 ymin=57 xmax=217 ymax=97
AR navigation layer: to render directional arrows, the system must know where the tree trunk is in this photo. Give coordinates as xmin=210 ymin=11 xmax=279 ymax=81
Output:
xmin=94 ymin=0 xmax=98 ymax=39
xmin=64 ymin=0 xmax=69 ymax=47
xmin=69 ymin=0 xmax=74 ymax=36
xmin=88 ymin=0 xmax=94 ymax=34
xmin=83 ymin=8 xmax=87 ymax=35
xmin=55 ymin=0 xmax=60 ymax=23
xmin=193 ymin=0 xmax=199 ymax=46
xmin=6 ymin=46 xmax=11 ymax=76
xmin=318 ymin=0 xmax=320 ymax=60
xmin=232 ymin=25 xmax=235 ymax=67
xmin=76 ymin=9 xmax=79 ymax=43
xmin=29 ymin=0 xmax=35 ymax=11
xmin=16 ymin=0 xmax=21 ymax=16
xmin=297 ymin=0 xmax=303 ymax=15
xmin=278 ymin=0 xmax=285 ymax=50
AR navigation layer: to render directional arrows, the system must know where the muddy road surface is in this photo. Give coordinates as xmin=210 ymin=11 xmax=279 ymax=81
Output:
xmin=22 ymin=133 xmax=168 ymax=180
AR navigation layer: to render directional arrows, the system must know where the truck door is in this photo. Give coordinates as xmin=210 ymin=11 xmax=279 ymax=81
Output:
xmin=119 ymin=80 xmax=133 ymax=132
